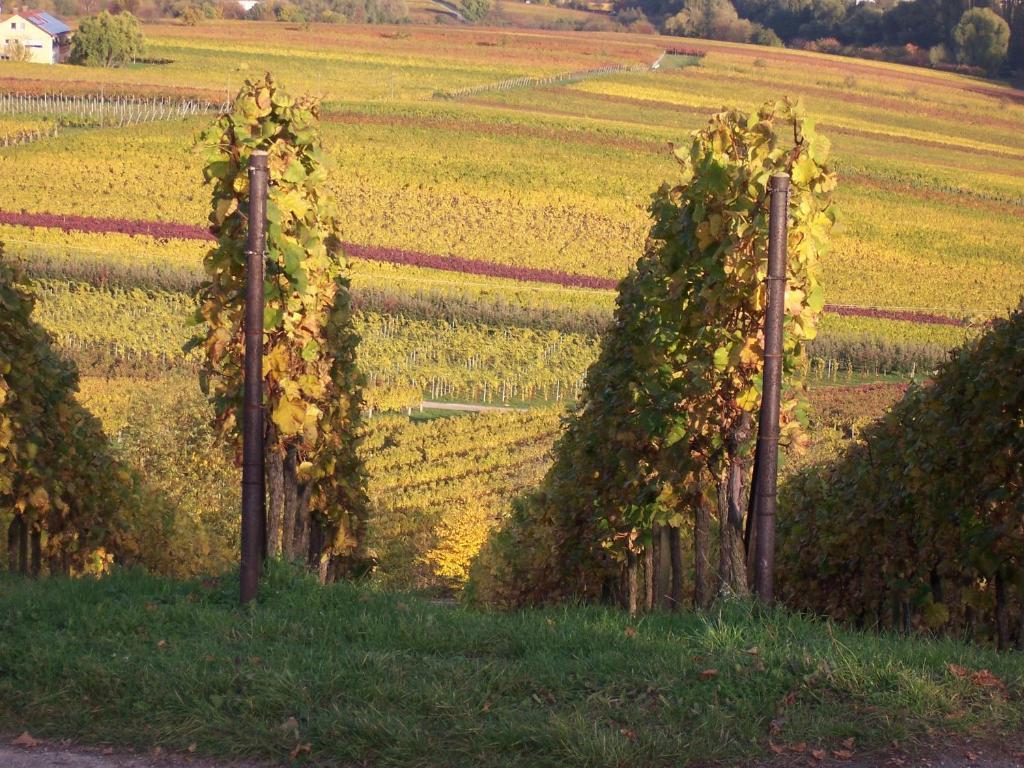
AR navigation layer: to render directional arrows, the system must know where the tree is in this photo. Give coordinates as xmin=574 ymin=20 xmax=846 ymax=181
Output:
xmin=953 ymin=7 xmax=1010 ymax=72
xmin=69 ymin=11 xmax=145 ymax=67
xmin=836 ymin=3 xmax=883 ymax=46
xmin=1000 ymin=0 xmax=1024 ymax=70
xmin=193 ymin=74 xmax=370 ymax=582
xmin=664 ymin=0 xmax=753 ymax=41
xmin=3 ymin=40 xmax=32 ymax=62
xmin=459 ymin=0 xmax=491 ymax=21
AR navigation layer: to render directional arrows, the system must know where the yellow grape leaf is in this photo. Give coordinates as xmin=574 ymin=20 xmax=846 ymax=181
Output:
xmin=29 ymin=486 xmax=49 ymax=509
xmin=271 ymin=398 xmax=306 ymax=436
xmin=785 ymin=288 xmax=806 ymax=316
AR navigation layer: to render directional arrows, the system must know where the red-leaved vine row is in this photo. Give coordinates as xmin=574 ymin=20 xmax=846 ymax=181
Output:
xmin=0 ymin=209 xmax=975 ymax=327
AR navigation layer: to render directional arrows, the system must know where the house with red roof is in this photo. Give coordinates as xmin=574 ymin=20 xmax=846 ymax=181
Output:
xmin=1 ymin=8 xmax=71 ymax=64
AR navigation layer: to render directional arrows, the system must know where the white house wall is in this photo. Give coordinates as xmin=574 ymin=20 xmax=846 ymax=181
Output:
xmin=3 ymin=15 xmax=59 ymax=64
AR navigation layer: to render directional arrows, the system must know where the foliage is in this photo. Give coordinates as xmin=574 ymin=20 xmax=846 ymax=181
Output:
xmin=77 ymin=376 xmax=240 ymax=578
xmin=664 ymin=0 xmax=756 ymax=43
xmin=364 ymin=409 xmax=558 ymax=591
xmin=471 ymin=99 xmax=837 ymax=607
xmin=69 ymin=12 xmax=145 ymax=68
xmin=192 ymin=74 xmax=369 ymax=577
xmin=460 ymin=0 xmax=492 ymax=21
xmin=0 ymin=246 xmax=146 ymax=574
xmin=77 ymin=372 xmax=559 ymax=590
xmin=779 ymin=306 xmax=1024 ymax=648
xmin=4 ymin=40 xmax=31 ymax=63
xmin=953 ymin=8 xmax=1011 ymax=73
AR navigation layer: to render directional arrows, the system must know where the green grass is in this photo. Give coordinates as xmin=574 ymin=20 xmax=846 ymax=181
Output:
xmin=1 ymin=567 xmax=1021 ymax=767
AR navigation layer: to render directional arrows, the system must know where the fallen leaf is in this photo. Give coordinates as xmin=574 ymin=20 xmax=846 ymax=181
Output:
xmin=481 ymin=701 xmax=491 ymax=713
xmin=624 ymin=627 xmax=637 ymax=638
xmin=769 ymin=717 xmax=785 ymax=736
xmin=698 ymin=669 xmax=718 ymax=681
xmin=11 ymin=732 xmax=39 ymax=748
xmin=744 ymin=646 xmax=760 ymax=655
xmin=619 ymin=728 xmax=637 ymax=742
xmin=971 ymin=670 xmax=1006 ymax=692
xmin=769 ymin=743 xmax=785 ymax=755
xmin=290 ymin=742 xmax=312 ymax=760
xmin=810 ymin=748 xmax=827 ymax=761
xmin=833 ymin=749 xmax=854 ymax=760
xmin=965 ymin=751 xmax=979 ymax=762
xmin=947 ymin=663 xmax=969 ymax=678
xmin=280 ymin=716 xmax=300 ymax=736
xmin=156 ymin=639 xmax=167 ymax=649
xmin=841 ymin=738 xmax=855 ymax=750
xmin=789 ymin=742 xmax=807 ymax=754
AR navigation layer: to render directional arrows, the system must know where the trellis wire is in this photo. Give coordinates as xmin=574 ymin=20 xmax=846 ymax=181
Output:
xmin=0 ymin=92 xmax=231 ymax=129
xmin=436 ymin=57 xmax=661 ymax=100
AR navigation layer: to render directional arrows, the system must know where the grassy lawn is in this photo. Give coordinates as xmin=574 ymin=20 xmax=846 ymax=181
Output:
xmin=0 ymin=567 xmax=1021 ymax=767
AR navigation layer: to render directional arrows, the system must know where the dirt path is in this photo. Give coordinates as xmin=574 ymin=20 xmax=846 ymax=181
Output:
xmin=4 ymin=736 xmax=1022 ymax=767
xmin=0 ymin=742 xmax=261 ymax=768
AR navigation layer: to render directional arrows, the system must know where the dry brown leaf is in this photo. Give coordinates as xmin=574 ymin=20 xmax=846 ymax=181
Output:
xmin=11 ymin=732 xmax=40 ymax=748
xmin=947 ymin=663 xmax=969 ymax=678
xmin=624 ymin=627 xmax=637 ymax=638
xmin=841 ymin=738 xmax=855 ymax=750
xmin=769 ymin=743 xmax=785 ymax=755
xmin=619 ymin=728 xmax=637 ymax=742
xmin=971 ymin=669 xmax=1006 ymax=691
xmin=789 ymin=742 xmax=808 ymax=754
xmin=810 ymin=748 xmax=827 ymax=761
xmin=289 ymin=742 xmax=312 ymax=760
xmin=698 ymin=669 xmax=718 ymax=681
xmin=833 ymin=749 xmax=854 ymax=760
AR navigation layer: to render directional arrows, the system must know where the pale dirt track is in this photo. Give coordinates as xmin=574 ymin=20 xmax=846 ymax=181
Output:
xmin=3 ymin=738 xmax=1024 ymax=768
xmin=0 ymin=744 xmax=263 ymax=768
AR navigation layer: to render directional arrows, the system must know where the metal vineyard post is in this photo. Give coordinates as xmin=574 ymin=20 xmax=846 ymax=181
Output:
xmin=752 ymin=173 xmax=790 ymax=603
xmin=240 ymin=151 xmax=269 ymax=605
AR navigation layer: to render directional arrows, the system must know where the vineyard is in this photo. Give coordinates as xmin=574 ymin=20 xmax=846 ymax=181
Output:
xmin=0 ymin=17 xmax=1022 ymax=766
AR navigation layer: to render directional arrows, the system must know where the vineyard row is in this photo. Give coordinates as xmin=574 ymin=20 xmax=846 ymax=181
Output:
xmin=0 ymin=209 xmax=983 ymax=328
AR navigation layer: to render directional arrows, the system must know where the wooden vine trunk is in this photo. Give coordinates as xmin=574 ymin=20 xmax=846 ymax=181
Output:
xmin=693 ymin=490 xmax=712 ymax=609
xmin=668 ymin=526 xmax=683 ymax=611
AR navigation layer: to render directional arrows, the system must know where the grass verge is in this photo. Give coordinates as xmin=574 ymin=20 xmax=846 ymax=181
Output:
xmin=0 ymin=566 xmax=1021 ymax=767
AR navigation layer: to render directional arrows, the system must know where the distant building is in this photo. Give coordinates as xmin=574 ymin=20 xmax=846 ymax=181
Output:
xmin=0 ymin=9 xmax=71 ymax=64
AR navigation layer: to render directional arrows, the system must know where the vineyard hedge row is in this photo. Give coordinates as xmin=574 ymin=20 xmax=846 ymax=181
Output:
xmin=779 ymin=306 xmax=1024 ymax=648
